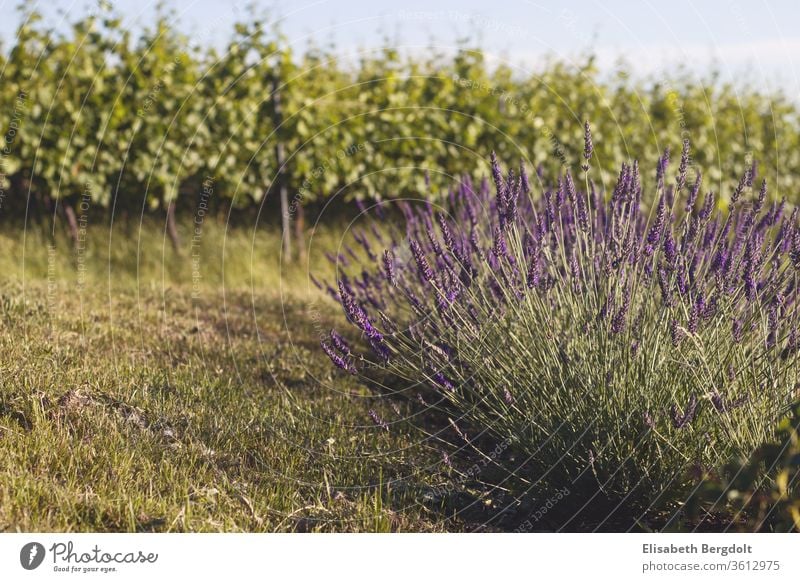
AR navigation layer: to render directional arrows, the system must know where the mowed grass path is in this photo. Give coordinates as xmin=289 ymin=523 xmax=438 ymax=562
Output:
xmin=0 ymin=222 xmax=498 ymax=532
xmin=0 ymin=281 xmax=463 ymax=531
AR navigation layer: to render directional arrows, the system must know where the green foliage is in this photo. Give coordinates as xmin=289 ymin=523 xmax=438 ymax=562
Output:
xmin=2 ymin=7 xmax=800 ymax=216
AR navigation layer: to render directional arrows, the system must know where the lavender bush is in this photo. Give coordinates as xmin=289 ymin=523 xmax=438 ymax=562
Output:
xmin=319 ymin=129 xmax=800 ymax=516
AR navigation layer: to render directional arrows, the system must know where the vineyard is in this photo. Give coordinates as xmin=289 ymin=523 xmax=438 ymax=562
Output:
xmin=2 ymin=7 xmax=800 ymax=258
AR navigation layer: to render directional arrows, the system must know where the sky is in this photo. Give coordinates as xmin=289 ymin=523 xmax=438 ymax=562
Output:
xmin=1 ymin=0 xmax=799 ymax=92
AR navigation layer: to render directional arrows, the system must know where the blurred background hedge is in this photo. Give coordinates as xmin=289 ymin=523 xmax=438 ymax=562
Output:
xmin=1 ymin=5 xmax=799 ymax=257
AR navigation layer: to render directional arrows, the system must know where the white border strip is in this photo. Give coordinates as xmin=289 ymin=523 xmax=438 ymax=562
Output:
xmin=1 ymin=533 xmax=797 ymax=581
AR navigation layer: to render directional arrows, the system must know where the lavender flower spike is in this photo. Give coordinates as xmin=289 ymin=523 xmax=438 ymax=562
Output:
xmin=368 ymin=409 xmax=389 ymax=431
xmin=492 ymin=226 xmax=508 ymax=260
xmin=582 ymin=120 xmax=593 ymax=171
xmin=671 ymin=394 xmax=698 ymax=429
xmin=330 ymin=329 xmax=352 ymax=355
xmin=338 ymin=280 xmax=367 ymax=328
xmin=490 ymin=151 xmax=507 ymax=218
xmin=676 ymin=138 xmax=690 ymax=191
xmin=321 ymin=341 xmax=356 ymax=374
xmin=409 ymin=238 xmax=435 ymax=283
xmin=432 ymin=372 xmax=456 ymax=392
xmin=520 ymin=161 xmax=530 ymax=194
xmin=383 ymin=249 xmax=397 ymax=286
xmin=644 ymin=195 xmax=666 ymax=256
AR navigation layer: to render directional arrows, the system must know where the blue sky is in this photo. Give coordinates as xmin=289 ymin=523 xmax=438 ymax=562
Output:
xmin=2 ymin=0 xmax=799 ymax=91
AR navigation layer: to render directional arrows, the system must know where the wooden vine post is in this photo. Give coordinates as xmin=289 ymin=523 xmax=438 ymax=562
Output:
xmin=271 ymin=73 xmax=291 ymax=262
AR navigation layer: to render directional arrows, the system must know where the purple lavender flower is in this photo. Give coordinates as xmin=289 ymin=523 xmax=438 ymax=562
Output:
xmin=505 ymin=168 xmax=519 ymax=226
xmin=325 ymin=251 xmax=350 ymax=267
xmin=702 ymin=295 xmax=718 ymax=320
xmin=469 ymin=228 xmax=483 ymax=259
xmin=702 ymin=218 xmax=719 ymax=250
xmin=711 ymin=391 xmax=748 ymax=414
xmin=582 ymin=120 xmax=593 ymax=171
xmin=699 ymin=191 xmax=715 ymax=222
xmin=310 ymin=274 xmax=324 ymax=290
xmin=368 ymin=409 xmax=389 ymax=430
xmin=364 ymin=326 xmax=390 ymax=361
xmin=520 ymin=161 xmax=530 ymax=194
xmin=663 ymin=229 xmax=677 ymax=266
xmin=576 ymin=190 xmax=590 ymax=232
xmin=675 ymin=261 xmax=689 ymax=296
xmin=656 ymin=147 xmax=670 ymax=187
xmin=321 ymin=341 xmax=356 ymax=374
xmin=564 ymin=170 xmax=577 ymax=207
xmin=659 ymin=267 xmax=674 ymax=307
xmin=492 ymin=226 xmax=508 ymax=260
xmin=544 ymin=189 xmax=556 ymax=226
xmin=338 ymin=280 xmax=367 ymax=327
xmin=670 ymin=319 xmax=684 ymax=347
xmin=791 ymin=230 xmax=800 ymax=270
xmin=383 ymin=249 xmax=397 ymax=285
xmin=432 ymin=372 xmax=456 ymax=392
xmin=676 ymin=139 xmax=690 ymax=191
xmin=731 ymin=165 xmax=752 ymax=204
xmin=353 ymin=229 xmax=378 ymax=261
xmin=526 ymin=249 xmax=541 ymax=289
xmin=330 ymin=329 xmax=351 ymax=355
xmin=337 ymin=281 xmax=389 ymax=360
xmin=611 ymin=286 xmax=631 ymax=334
xmin=671 ymin=394 xmax=698 ymax=429
xmin=645 ymin=195 xmax=666 ymax=251
xmin=686 ymin=171 xmax=702 ymax=212
xmin=771 ymin=197 xmax=787 ymax=226
xmin=767 ymin=302 xmax=779 ymax=348
xmin=732 ymin=318 xmax=744 ymax=343
xmin=754 ymin=179 xmax=767 ymax=214
xmin=569 ymin=251 xmax=581 ymax=288
xmin=643 ymin=411 xmax=656 ymax=430
xmin=437 ymin=213 xmax=455 ymax=251
xmin=688 ymin=298 xmax=700 ymax=334
xmin=490 ymin=151 xmax=508 ymax=223
xmin=710 ymin=392 xmax=725 ymax=413
xmin=555 ymin=178 xmax=565 ymax=209
xmin=409 ymin=238 xmax=435 ymax=283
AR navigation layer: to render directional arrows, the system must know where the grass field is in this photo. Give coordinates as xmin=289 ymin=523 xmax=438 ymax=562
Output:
xmin=0 ymin=221 xmax=532 ymax=532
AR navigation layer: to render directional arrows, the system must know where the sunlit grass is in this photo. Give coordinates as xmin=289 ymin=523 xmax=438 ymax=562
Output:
xmin=0 ymin=218 xmax=343 ymax=295
xmin=0 ymin=220 xmax=467 ymax=532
